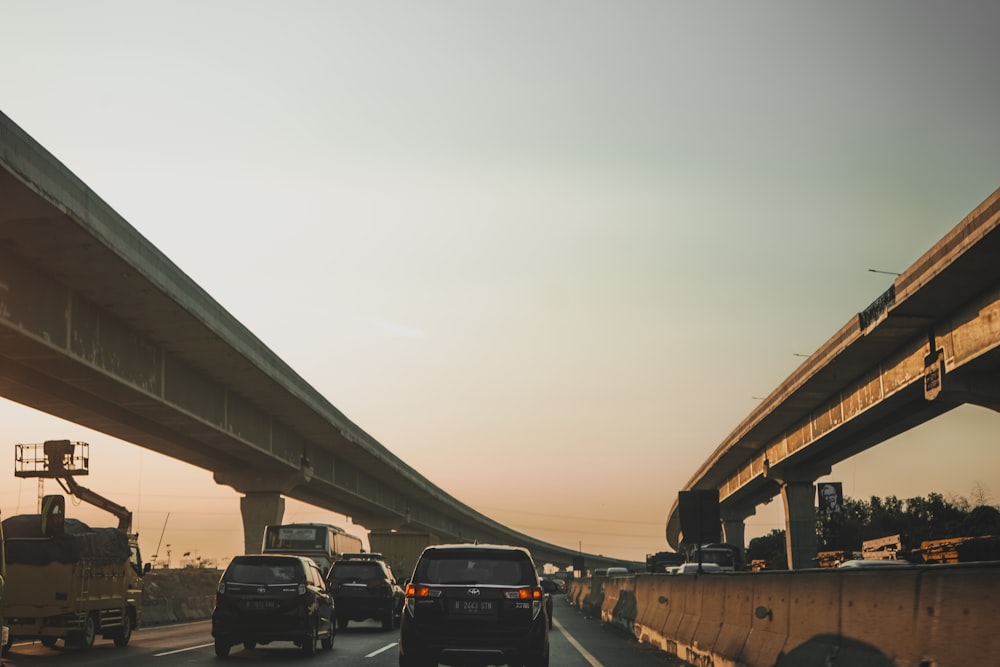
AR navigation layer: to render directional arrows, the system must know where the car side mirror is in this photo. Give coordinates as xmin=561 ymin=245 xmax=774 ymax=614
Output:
xmin=540 ymin=579 xmax=558 ymax=594
xmin=143 ymin=562 xmax=152 ymax=574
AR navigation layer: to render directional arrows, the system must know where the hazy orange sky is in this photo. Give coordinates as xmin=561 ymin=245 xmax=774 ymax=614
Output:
xmin=2 ymin=2 xmax=999 ymax=568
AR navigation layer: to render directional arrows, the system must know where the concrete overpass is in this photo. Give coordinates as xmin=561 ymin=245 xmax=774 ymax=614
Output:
xmin=0 ymin=110 xmax=638 ymax=572
xmin=666 ymin=184 xmax=1000 ymax=568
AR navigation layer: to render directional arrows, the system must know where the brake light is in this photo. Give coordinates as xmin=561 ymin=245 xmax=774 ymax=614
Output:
xmin=504 ymin=587 xmax=542 ymax=600
xmin=405 ymin=583 xmax=433 ymax=598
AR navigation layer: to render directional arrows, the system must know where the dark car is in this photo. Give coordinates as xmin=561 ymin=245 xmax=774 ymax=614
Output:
xmin=211 ymin=554 xmax=335 ymax=657
xmin=399 ymin=544 xmax=558 ymax=667
xmin=326 ymin=552 xmax=404 ymax=630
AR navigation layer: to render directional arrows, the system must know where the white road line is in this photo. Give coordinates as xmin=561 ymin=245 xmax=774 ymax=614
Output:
xmin=154 ymin=642 xmax=214 ymax=656
xmin=553 ymin=618 xmax=604 ymax=667
xmin=366 ymin=641 xmax=399 ymax=658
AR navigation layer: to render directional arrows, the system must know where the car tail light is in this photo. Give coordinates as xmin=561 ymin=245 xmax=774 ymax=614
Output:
xmin=404 ymin=583 xmax=441 ymax=617
xmin=502 ymin=586 xmax=544 ymax=619
xmin=503 ymin=587 xmax=543 ymax=600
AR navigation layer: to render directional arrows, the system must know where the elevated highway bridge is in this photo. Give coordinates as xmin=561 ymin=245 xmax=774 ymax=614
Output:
xmin=0 ymin=110 xmax=637 ymax=572
xmin=667 ymin=184 xmax=1000 ymax=568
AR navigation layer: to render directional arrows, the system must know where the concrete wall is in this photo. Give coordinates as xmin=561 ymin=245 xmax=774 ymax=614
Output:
xmin=569 ymin=562 xmax=1000 ymax=667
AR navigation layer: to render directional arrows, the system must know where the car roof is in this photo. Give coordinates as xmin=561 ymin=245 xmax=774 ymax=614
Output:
xmin=420 ymin=543 xmax=533 ymax=557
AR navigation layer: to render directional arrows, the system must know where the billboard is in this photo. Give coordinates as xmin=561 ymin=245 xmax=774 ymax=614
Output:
xmin=817 ymin=482 xmax=843 ymax=515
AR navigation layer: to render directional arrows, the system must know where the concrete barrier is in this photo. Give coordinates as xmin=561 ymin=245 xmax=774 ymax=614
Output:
xmin=912 ymin=562 xmax=1000 ymax=666
xmin=568 ymin=562 xmax=1000 ymax=667
xmin=713 ymin=571 xmax=753 ymax=662
xmin=742 ymin=572 xmax=790 ymax=667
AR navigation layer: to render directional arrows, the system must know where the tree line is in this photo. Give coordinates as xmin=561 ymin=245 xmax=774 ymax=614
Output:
xmin=747 ymin=490 xmax=1000 ymax=569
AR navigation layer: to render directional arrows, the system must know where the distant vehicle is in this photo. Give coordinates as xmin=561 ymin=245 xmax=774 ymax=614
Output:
xmin=261 ymin=523 xmax=364 ymax=575
xmin=326 ymin=553 xmax=403 ymax=630
xmin=211 ymin=554 xmax=334 ymax=657
xmin=593 ymin=568 xmax=608 ymax=577
xmin=672 ymin=562 xmax=724 ymax=574
xmin=604 ymin=567 xmax=630 ymax=577
xmin=399 ymin=543 xmax=557 ymax=667
xmin=685 ymin=543 xmax=743 ymax=571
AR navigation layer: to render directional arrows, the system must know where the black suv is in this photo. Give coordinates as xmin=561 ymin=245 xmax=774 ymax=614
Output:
xmin=326 ymin=553 xmax=404 ymax=630
xmin=398 ymin=544 xmax=558 ymax=667
xmin=212 ymin=554 xmax=335 ymax=657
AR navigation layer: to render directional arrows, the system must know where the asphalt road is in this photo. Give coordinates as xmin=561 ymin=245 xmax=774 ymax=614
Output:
xmin=2 ymin=596 xmax=693 ymax=667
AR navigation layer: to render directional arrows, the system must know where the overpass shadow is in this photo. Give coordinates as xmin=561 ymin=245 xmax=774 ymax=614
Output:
xmin=776 ymin=634 xmax=896 ymax=667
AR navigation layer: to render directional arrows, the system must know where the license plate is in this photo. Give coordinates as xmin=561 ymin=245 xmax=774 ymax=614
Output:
xmin=246 ymin=599 xmax=276 ymax=610
xmin=451 ymin=600 xmax=494 ymax=615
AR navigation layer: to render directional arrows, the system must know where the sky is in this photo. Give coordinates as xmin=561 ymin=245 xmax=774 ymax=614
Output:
xmin=1 ymin=1 xmax=999 ymax=568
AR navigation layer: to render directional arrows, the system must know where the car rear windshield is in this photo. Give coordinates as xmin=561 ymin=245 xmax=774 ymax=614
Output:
xmin=414 ymin=551 xmax=534 ymax=586
xmin=225 ymin=557 xmax=305 ymax=584
xmin=330 ymin=562 xmax=383 ymax=579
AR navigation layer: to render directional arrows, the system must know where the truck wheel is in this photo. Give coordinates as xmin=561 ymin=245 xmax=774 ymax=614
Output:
xmin=2 ymin=636 xmax=11 ymax=656
xmin=114 ymin=611 xmax=133 ymax=647
xmin=41 ymin=637 xmax=59 ymax=648
xmin=77 ymin=613 xmax=97 ymax=649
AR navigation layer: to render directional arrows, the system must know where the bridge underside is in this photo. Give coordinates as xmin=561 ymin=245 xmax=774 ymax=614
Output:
xmin=0 ymin=113 xmax=622 ymax=570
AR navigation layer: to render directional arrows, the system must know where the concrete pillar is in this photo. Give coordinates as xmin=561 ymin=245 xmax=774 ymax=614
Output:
xmin=720 ymin=503 xmax=756 ymax=568
xmin=780 ymin=480 xmax=818 ymax=570
xmin=240 ymin=492 xmax=285 ymax=555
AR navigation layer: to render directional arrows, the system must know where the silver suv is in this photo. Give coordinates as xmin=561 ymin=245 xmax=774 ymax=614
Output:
xmin=398 ymin=544 xmax=557 ymax=667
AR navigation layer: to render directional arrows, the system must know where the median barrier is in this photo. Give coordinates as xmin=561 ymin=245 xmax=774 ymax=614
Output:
xmin=568 ymin=563 xmax=1000 ymax=667
xmin=912 ymin=561 xmax=1000 ymax=666
xmin=741 ymin=571 xmax=790 ymax=667
xmin=838 ymin=566 xmax=919 ymax=663
xmin=690 ymin=574 xmax=725 ymax=657
xmin=633 ymin=575 xmax=669 ymax=647
xmin=713 ymin=570 xmax=753 ymax=660
xmin=659 ymin=573 xmax=691 ymax=644
xmin=603 ymin=577 xmax=638 ymax=634
xmin=779 ymin=568 xmax=841 ymax=660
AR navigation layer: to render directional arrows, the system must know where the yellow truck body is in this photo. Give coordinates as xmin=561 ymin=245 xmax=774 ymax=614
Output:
xmin=2 ymin=516 xmax=144 ymax=651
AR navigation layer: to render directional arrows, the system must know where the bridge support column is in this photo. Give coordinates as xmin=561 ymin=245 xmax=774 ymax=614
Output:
xmin=720 ymin=504 xmax=756 ymax=567
xmin=766 ymin=464 xmax=830 ymax=570
xmin=240 ymin=492 xmax=285 ymax=555
xmin=780 ymin=481 xmax=819 ymax=570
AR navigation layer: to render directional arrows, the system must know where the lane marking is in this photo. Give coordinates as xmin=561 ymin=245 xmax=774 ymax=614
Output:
xmin=154 ymin=642 xmax=214 ymax=656
xmin=366 ymin=641 xmax=399 ymax=658
xmin=553 ymin=618 xmax=604 ymax=667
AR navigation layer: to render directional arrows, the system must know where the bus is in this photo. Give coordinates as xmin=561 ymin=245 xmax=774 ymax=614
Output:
xmin=261 ymin=523 xmax=364 ymax=574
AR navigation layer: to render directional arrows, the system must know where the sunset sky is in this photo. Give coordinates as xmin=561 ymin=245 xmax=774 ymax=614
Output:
xmin=2 ymin=1 xmax=999 ymax=568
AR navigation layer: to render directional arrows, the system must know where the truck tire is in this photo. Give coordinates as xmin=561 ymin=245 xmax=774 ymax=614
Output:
xmin=76 ymin=613 xmax=97 ymax=649
xmin=41 ymin=637 xmax=59 ymax=648
xmin=113 ymin=611 xmax=133 ymax=647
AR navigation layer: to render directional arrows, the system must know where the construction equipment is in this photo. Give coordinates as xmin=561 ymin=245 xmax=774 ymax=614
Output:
xmin=2 ymin=440 xmax=147 ymax=652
